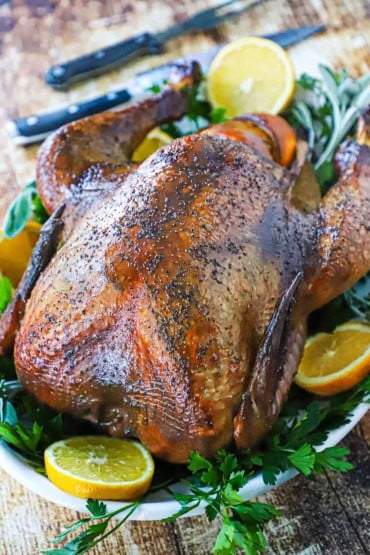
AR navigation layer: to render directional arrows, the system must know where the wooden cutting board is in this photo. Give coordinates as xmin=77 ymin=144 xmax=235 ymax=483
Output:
xmin=0 ymin=1 xmax=369 ymax=554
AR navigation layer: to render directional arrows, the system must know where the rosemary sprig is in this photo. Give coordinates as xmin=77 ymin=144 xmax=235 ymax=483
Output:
xmin=287 ymin=65 xmax=370 ymax=191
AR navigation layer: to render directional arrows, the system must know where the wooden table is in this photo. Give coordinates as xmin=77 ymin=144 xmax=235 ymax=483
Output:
xmin=0 ymin=1 xmax=369 ymax=553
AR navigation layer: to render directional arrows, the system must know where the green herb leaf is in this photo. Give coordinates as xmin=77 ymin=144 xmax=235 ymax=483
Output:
xmin=188 ymin=451 xmax=212 ymax=474
xmin=287 ymin=65 xmax=370 ymax=193
xmin=288 ymin=443 xmax=315 ymax=476
xmin=344 ymin=274 xmax=370 ymax=321
xmin=147 ymin=83 xmax=162 ymax=94
xmin=3 ymin=190 xmax=33 ymax=238
xmin=210 ymin=107 xmax=228 ymax=124
xmin=2 ymin=179 xmax=48 ymax=239
xmin=32 ymin=194 xmax=49 ymax=224
xmin=86 ymin=499 xmax=107 ymax=517
xmin=0 ymin=276 xmax=12 ymax=314
xmin=314 ymin=446 xmax=354 ymax=473
xmin=234 ymin=502 xmax=281 ymax=522
xmin=213 ymin=522 xmax=236 ymax=555
xmin=222 ymin=483 xmax=244 ymax=505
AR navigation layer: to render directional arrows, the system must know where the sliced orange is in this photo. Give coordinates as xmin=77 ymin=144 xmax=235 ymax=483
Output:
xmin=132 ymin=128 xmax=173 ymax=162
xmin=207 ymin=37 xmax=295 ymax=117
xmin=0 ymin=221 xmax=42 ymax=285
xmin=295 ymin=321 xmax=370 ymax=396
xmin=45 ymin=436 xmax=155 ymax=500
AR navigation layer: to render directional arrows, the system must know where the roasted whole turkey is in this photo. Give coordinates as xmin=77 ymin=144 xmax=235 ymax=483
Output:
xmin=1 ymin=63 xmax=369 ymax=463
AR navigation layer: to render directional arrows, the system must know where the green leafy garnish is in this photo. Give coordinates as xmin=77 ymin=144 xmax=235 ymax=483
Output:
xmin=32 ymin=192 xmax=49 ymax=224
xmin=344 ymin=274 xmax=370 ymax=321
xmin=163 ymin=450 xmax=281 ymax=555
xmin=2 ymin=180 xmax=48 ymax=239
xmin=41 ymin=377 xmax=369 ymax=554
xmin=287 ymin=65 xmax=370 ymax=191
xmin=43 ymin=499 xmax=140 ymax=555
xmin=0 ymin=276 xmax=12 ymax=314
xmin=210 ymin=107 xmax=229 ymax=124
xmin=161 ymin=78 xmax=230 ymax=138
xmin=287 ymin=66 xmax=370 ymax=324
xmin=0 ymin=371 xmax=74 ymax=474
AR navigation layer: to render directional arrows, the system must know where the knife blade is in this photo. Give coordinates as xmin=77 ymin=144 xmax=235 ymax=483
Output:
xmin=45 ymin=0 xmax=269 ymax=90
xmin=8 ymin=25 xmax=326 ymax=145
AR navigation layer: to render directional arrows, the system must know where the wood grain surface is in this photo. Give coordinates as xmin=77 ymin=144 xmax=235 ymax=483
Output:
xmin=0 ymin=1 xmax=369 ymax=554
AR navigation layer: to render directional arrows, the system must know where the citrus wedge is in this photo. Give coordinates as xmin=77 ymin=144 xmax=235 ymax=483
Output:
xmin=0 ymin=221 xmax=42 ymax=285
xmin=295 ymin=321 xmax=370 ymax=396
xmin=207 ymin=37 xmax=295 ymax=117
xmin=45 ymin=436 xmax=155 ymax=500
xmin=132 ymin=128 xmax=173 ymax=162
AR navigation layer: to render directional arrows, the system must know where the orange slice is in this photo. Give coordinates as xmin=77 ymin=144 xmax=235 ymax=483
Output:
xmin=45 ymin=436 xmax=155 ymax=500
xmin=207 ymin=37 xmax=295 ymax=117
xmin=295 ymin=321 xmax=370 ymax=396
xmin=0 ymin=221 xmax=42 ymax=285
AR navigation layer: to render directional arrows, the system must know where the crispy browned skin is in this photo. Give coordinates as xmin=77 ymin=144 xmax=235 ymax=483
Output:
xmin=7 ymin=85 xmax=370 ymax=463
xmin=37 ymin=62 xmax=201 ymax=216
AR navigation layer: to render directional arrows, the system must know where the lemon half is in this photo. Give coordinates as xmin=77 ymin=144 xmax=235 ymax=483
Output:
xmin=132 ymin=129 xmax=173 ymax=162
xmin=207 ymin=37 xmax=295 ymax=117
xmin=45 ymin=436 xmax=155 ymax=500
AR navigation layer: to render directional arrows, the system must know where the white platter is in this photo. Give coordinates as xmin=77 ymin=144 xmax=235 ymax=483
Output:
xmin=0 ymin=403 xmax=367 ymax=520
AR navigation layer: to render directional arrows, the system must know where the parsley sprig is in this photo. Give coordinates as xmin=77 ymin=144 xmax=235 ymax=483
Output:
xmin=0 ymin=370 xmax=74 ymax=474
xmin=164 ymin=450 xmax=281 ymax=554
xmin=161 ymin=78 xmax=228 ymax=138
xmin=43 ymin=499 xmax=140 ymax=555
xmin=38 ymin=376 xmax=369 ymax=555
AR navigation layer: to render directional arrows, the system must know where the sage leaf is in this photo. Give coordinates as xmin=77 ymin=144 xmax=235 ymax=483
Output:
xmin=3 ymin=190 xmax=33 ymax=238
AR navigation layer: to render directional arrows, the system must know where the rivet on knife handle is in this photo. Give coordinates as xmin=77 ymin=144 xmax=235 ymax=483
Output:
xmin=45 ymin=32 xmax=163 ymax=90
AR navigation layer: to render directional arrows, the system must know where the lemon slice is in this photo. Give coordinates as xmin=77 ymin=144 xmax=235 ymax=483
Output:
xmin=45 ymin=436 xmax=155 ymax=500
xmin=207 ymin=37 xmax=295 ymax=117
xmin=132 ymin=128 xmax=173 ymax=162
xmin=0 ymin=221 xmax=42 ymax=285
xmin=295 ymin=321 xmax=370 ymax=396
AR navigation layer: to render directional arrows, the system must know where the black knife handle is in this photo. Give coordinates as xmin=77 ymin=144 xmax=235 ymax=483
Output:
xmin=45 ymin=32 xmax=164 ymax=90
xmin=9 ymin=88 xmax=132 ymax=141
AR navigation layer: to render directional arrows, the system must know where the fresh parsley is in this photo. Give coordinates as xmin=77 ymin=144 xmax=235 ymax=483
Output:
xmin=0 ymin=369 xmax=75 ymax=474
xmin=3 ymin=179 xmax=48 ymax=239
xmin=161 ymin=78 xmax=229 ymax=138
xmin=43 ymin=499 xmax=140 ymax=555
xmin=0 ymin=276 xmax=12 ymax=314
xmin=39 ymin=376 xmax=369 ymax=555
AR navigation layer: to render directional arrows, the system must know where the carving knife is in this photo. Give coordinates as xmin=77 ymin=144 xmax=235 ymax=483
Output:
xmin=8 ymin=25 xmax=325 ymax=145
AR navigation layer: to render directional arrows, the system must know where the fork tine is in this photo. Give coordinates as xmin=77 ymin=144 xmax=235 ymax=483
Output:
xmin=189 ymin=0 xmax=243 ymax=22
xmin=217 ymin=0 xmax=270 ymax=21
xmin=186 ymin=0 xmax=266 ymax=30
